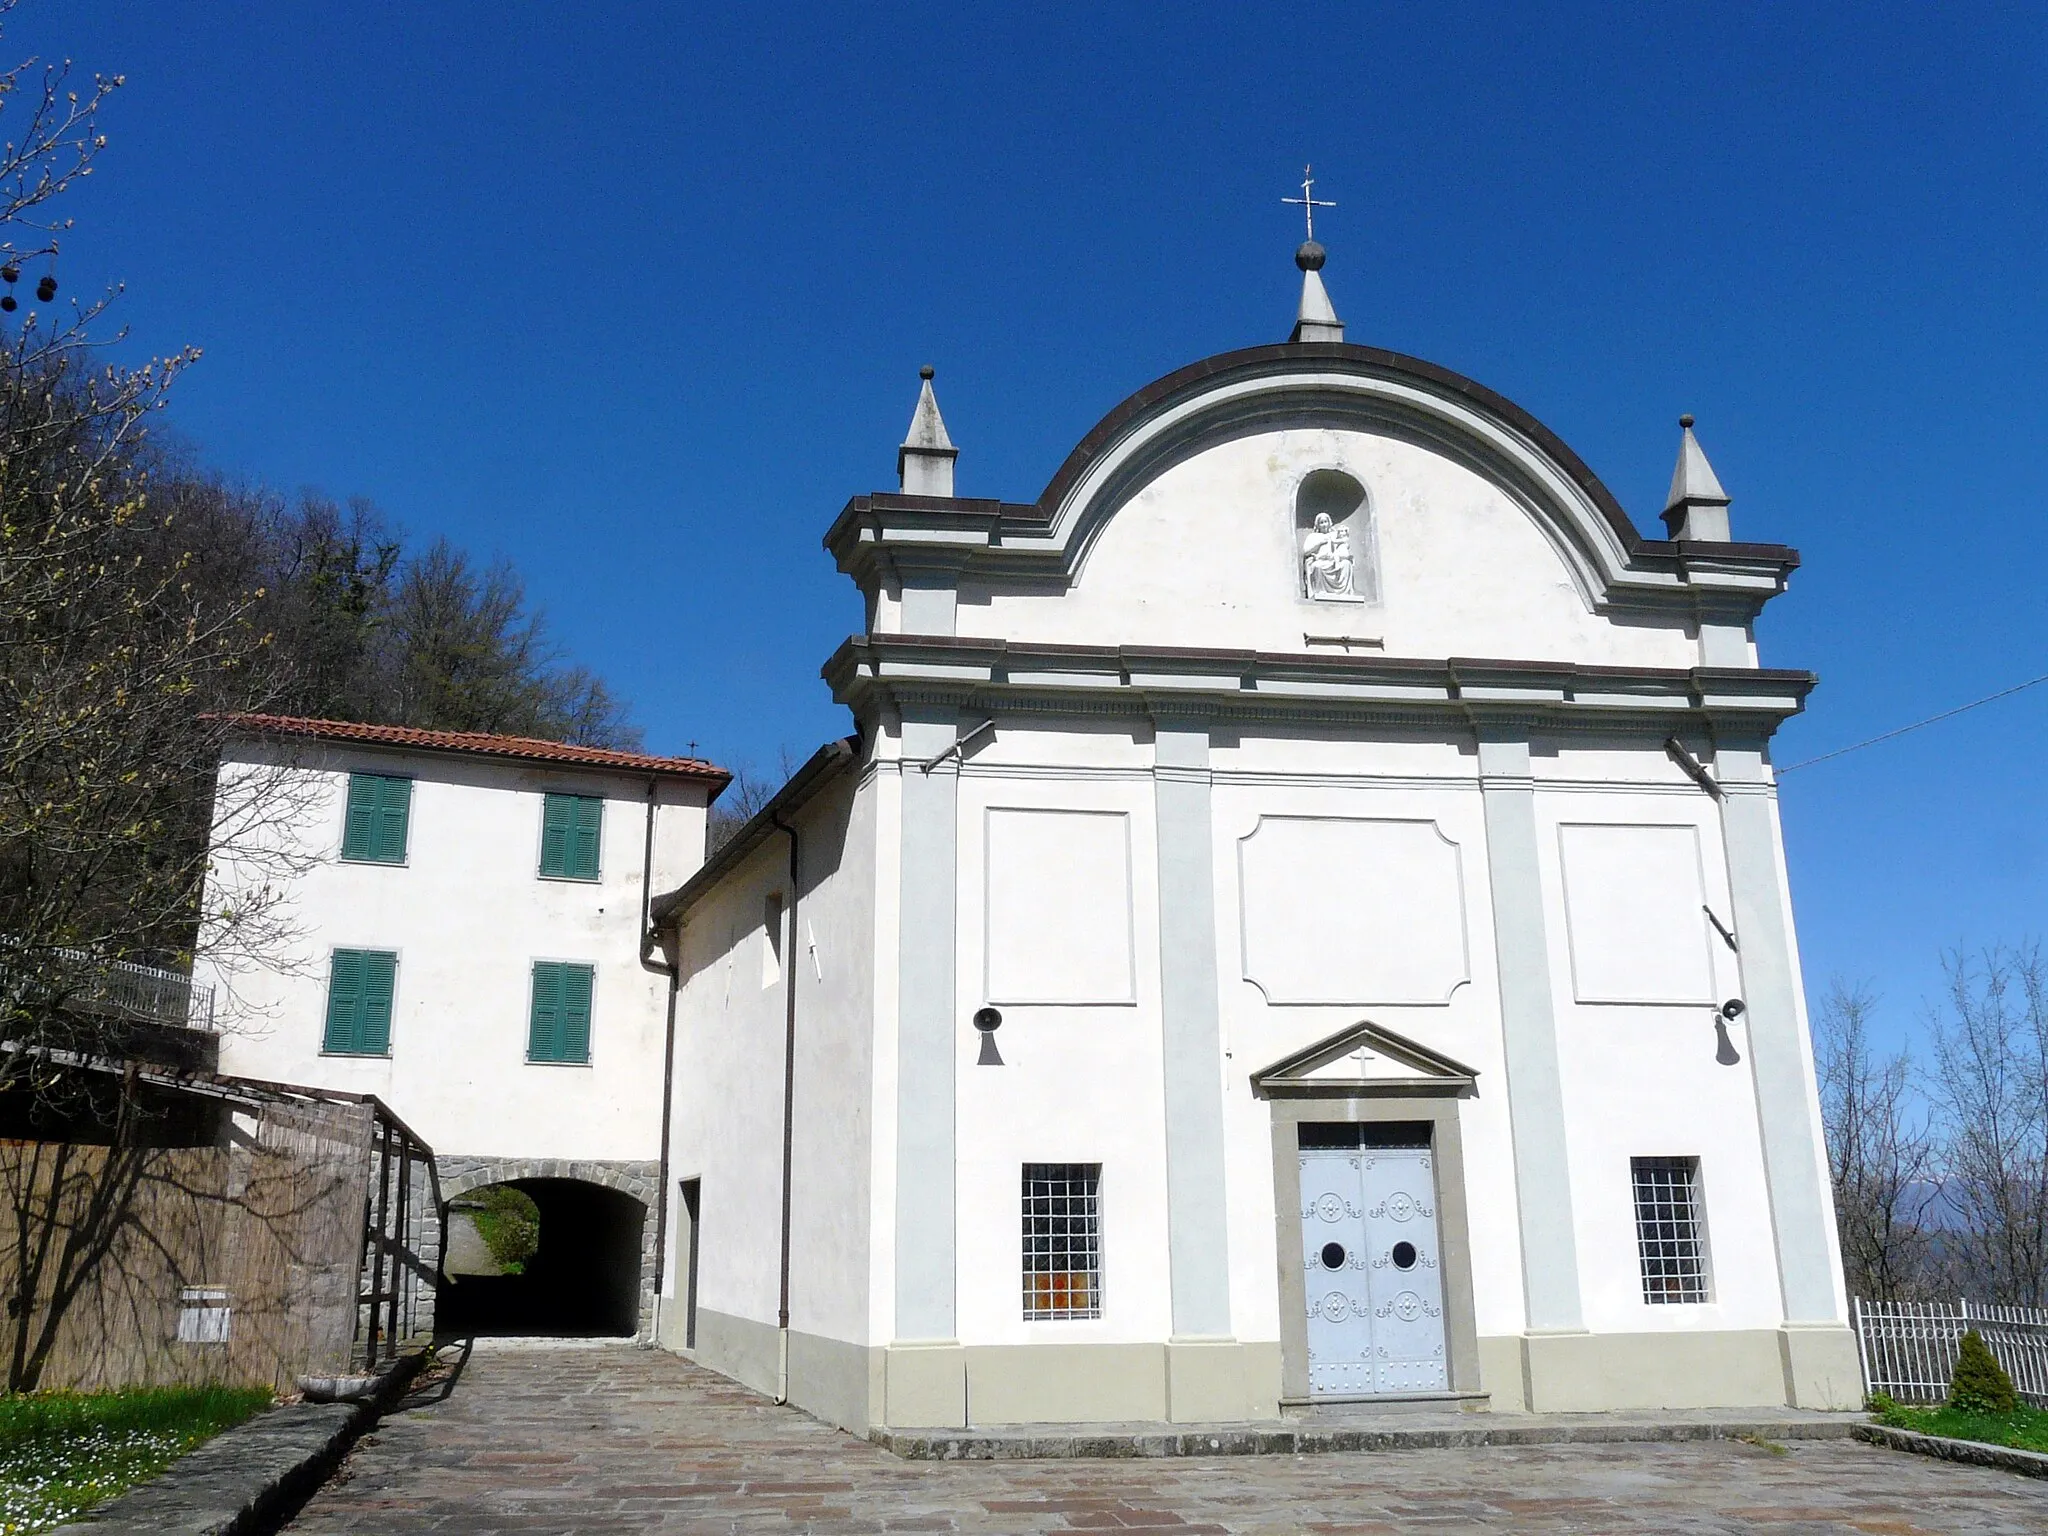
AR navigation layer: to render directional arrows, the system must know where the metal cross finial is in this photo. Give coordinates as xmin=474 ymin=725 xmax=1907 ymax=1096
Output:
xmin=1283 ymin=164 xmax=1336 ymax=241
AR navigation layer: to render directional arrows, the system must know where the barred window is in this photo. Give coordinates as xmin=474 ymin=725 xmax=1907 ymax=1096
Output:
xmin=1022 ymin=1163 xmax=1101 ymax=1320
xmin=1631 ymin=1156 xmax=1709 ymax=1304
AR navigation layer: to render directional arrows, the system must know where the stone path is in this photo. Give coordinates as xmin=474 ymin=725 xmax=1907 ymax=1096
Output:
xmin=287 ymin=1341 xmax=2047 ymax=1533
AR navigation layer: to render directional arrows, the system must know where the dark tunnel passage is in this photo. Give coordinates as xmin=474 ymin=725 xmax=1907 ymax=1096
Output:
xmin=437 ymin=1178 xmax=644 ymax=1337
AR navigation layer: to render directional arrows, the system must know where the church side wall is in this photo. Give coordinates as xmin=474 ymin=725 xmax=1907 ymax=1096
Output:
xmin=660 ymin=835 xmax=796 ymax=1395
xmin=783 ymin=769 xmax=880 ymax=1430
xmin=658 ymin=766 xmax=882 ymax=1431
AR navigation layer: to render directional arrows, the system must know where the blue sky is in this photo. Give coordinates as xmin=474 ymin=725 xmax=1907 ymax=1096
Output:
xmin=19 ymin=2 xmax=2046 ymax=1042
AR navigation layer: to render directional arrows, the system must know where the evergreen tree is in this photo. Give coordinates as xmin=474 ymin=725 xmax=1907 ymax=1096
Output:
xmin=1948 ymin=1329 xmax=2019 ymax=1415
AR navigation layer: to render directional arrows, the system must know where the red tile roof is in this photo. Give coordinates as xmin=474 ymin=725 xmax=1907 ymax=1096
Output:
xmin=222 ymin=714 xmax=730 ymax=786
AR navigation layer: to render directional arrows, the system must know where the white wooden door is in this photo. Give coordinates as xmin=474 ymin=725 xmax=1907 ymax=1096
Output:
xmin=1301 ymin=1143 xmax=1448 ymax=1396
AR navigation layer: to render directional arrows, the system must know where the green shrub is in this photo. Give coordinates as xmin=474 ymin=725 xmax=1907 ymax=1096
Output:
xmin=1948 ymin=1329 xmax=2019 ymax=1416
xmin=468 ymin=1185 xmax=540 ymax=1275
xmin=1866 ymin=1390 xmax=1897 ymax=1414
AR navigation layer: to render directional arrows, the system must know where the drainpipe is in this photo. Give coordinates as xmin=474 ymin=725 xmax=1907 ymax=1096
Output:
xmin=770 ymin=806 xmax=801 ymax=1406
xmin=639 ymin=780 xmax=680 ymax=1335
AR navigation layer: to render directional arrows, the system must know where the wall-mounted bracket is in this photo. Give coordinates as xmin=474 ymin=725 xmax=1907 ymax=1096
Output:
xmin=1703 ymin=905 xmax=1739 ymax=952
xmin=920 ymin=717 xmax=996 ymax=774
xmin=1664 ymin=737 xmax=1723 ymax=799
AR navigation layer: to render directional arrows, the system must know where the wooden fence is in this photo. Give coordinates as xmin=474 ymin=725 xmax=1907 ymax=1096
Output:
xmin=0 ymin=1066 xmax=440 ymax=1392
xmin=1853 ymin=1298 xmax=2048 ymax=1408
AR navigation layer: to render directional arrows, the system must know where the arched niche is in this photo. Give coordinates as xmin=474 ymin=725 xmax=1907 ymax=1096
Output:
xmin=1296 ymin=467 xmax=1379 ymax=604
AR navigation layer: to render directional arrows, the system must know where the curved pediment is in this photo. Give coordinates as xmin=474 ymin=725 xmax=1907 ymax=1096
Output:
xmin=1035 ymin=343 xmax=1643 ymax=603
xmin=826 ymin=344 xmax=1799 ymax=643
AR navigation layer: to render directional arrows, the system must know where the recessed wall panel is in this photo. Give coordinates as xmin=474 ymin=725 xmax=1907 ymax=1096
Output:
xmin=1238 ymin=816 xmax=1470 ymax=1005
xmin=984 ymin=808 xmax=1135 ymax=1004
xmin=1558 ymin=822 xmax=1716 ymax=1005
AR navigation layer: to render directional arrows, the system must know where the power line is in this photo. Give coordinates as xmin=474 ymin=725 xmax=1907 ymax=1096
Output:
xmin=1778 ymin=669 xmax=2048 ymax=775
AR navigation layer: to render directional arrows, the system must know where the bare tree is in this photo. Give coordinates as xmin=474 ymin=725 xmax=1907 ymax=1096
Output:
xmin=1815 ymin=980 xmax=1934 ymax=1301
xmin=706 ymin=748 xmax=803 ymax=853
xmin=381 ymin=538 xmax=638 ymax=748
xmin=1924 ymin=943 xmax=2048 ymax=1305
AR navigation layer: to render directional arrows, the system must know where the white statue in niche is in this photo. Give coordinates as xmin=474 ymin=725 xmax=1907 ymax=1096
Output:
xmin=1295 ymin=467 xmax=1377 ymax=604
xmin=1302 ymin=513 xmax=1355 ymax=598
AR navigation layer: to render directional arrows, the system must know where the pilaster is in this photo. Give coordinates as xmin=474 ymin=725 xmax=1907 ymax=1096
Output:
xmin=894 ymin=708 xmax=960 ymax=1345
xmin=1714 ymin=741 xmax=1840 ymax=1323
xmin=1151 ymin=718 xmax=1236 ymax=1391
xmin=1475 ymin=731 xmax=1584 ymax=1334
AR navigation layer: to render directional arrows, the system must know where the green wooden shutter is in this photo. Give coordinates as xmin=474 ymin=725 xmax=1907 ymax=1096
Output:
xmin=374 ymin=778 xmax=411 ymax=863
xmin=529 ymin=962 xmax=563 ymax=1060
xmin=324 ymin=950 xmax=363 ymax=1052
xmin=539 ymin=795 xmax=571 ymax=876
xmin=359 ymin=952 xmax=396 ymax=1053
xmin=560 ymin=964 xmax=593 ymax=1062
xmin=540 ymin=794 xmax=602 ymax=879
xmin=343 ymin=775 xmax=411 ymax=863
xmin=341 ymin=777 xmax=378 ymax=861
xmin=570 ymin=796 xmax=602 ymax=879
xmin=326 ymin=949 xmax=396 ymax=1054
xmin=529 ymin=962 xmax=593 ymax=1062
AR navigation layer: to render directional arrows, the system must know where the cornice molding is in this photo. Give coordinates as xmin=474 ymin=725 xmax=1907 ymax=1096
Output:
xmin=824 ymin=634 xmax=1814 ymax=738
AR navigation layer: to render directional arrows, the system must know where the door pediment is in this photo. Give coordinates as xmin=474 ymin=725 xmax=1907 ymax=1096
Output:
xmin=1251 ymin=1020 xmax=1478 ymax=1099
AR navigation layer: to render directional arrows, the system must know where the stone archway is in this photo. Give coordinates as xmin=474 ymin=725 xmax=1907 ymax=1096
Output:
xmin=435 ymin=1157 xmax=659 ymax=1339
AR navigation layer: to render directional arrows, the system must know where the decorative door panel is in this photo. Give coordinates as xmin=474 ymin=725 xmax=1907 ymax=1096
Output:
xmin=1357 ymin=1147 xmax=1447 ymax=1392
xmin=1299 ymin=1149 xmax=1373 ymax=1396
xmin=1301 ymin=1143 xmax=1449 ymax=1397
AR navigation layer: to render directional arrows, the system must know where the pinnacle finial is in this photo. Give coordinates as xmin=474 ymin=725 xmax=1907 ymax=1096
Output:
xmin=898 ymin=366 xmax=957 ymax=496
xmin=1284 ymin=167 xmax=1342 ymax=344
xmin=1662 ymin=414 xmax=1731 ymax=541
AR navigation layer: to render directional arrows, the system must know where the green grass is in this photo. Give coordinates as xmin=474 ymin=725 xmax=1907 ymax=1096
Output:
xmin=466 ymin=1185 xmax=540 ymax=1276
xmin=1870 ymin=1393 xmax=2048 ymax=1454
xmin=0 ymin=1383 xmax=271 ymax=1534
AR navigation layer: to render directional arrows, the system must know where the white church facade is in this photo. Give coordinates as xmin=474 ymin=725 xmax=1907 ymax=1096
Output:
xmin=646 ymin=243 xmax=1863 ymax=1429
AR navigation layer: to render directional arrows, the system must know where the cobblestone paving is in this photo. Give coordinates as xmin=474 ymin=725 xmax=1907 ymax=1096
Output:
xmin=287 ymin=1342 xmax=2047 ymax=1534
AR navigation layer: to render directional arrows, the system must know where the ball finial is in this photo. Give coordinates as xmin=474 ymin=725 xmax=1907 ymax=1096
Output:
xmin=919 ymin=365 xmax=935 ymax=381
xmin=1295 ymin=240 xmax=1326 ymax=273
xmin=1679 ymin=414 xmax=1695 ymax=430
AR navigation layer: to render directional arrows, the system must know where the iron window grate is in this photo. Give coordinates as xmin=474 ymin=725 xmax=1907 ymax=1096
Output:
xmin=1022 ymin=1162 xmax=1102 ymax=1320
xmin=1631 ymin=1156 xmax=1709 ymax=1304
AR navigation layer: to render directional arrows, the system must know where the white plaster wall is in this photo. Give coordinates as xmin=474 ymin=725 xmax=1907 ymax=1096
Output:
xmin=198 ymin=743 xmax=709 ymax=1162
xmin=972 ymin=430 xmax=1698 ymax=667
xmin=666 ymin=836 xmax=795 ymax=1331
xmin=1208 ymin=746 xmax=1531 ymax=1344
xmin=784 ymin=771 xmax=880 ymax=1344
xmin=952 ymin=759 xmax=1173 ymax=1349
xmin=661 ymin=765 xmax=883 ymax=1347
xmin=1530 ymin=778 xmax=1787 ymax=1334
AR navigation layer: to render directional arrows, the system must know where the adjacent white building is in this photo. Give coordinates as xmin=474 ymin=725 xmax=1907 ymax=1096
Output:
xmin=646 ymin=244 xmax=1862 ymax=1430
xmin=198 ymin=716 xmax=726 ymax=1333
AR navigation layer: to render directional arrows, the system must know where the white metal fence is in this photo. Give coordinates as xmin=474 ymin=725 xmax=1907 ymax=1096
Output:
xmin=1 ymin=945 xmax=215 ymax=1031
xmin=1854 ymin=1298 xmax=2048 ymax=1407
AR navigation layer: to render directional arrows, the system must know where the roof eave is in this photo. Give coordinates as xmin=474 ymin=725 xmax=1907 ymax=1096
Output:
xmin=648 ymin=737 xmax=860 ymax=927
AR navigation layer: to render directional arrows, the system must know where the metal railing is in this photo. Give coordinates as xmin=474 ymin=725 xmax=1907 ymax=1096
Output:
xmin=1854 ymin=1297 xmax=2048 ymax=1407
xmin=0 ymin=945 xmax=216 ymax=1032
xmin=358 ymin=1099 xmax=441 ymax=1371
